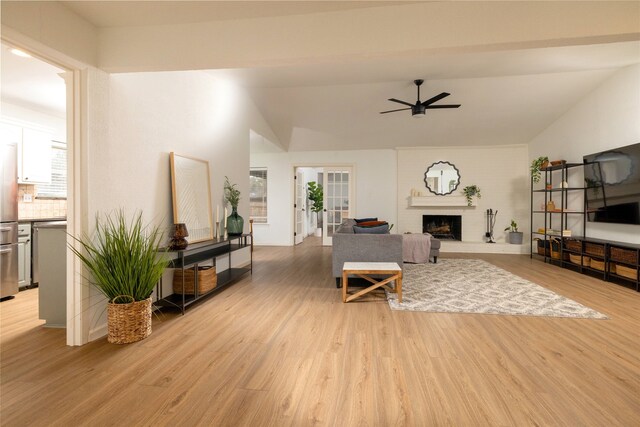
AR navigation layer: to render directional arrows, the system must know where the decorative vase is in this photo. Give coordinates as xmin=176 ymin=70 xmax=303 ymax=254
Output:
xmin=106 ymin=296 xmax=152 ymax=344
xmin=169 ymin=223 xmax=189 ymax=250
xmin=226 ymin=207 xmax=244 ymax=236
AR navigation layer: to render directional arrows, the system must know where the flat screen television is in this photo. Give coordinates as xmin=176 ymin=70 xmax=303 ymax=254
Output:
xmin=583 ymin=142 xmax=640 ymax=225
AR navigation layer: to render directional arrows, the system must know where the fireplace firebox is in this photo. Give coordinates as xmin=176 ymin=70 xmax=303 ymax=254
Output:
xmin=423 ymin=215 xmax=462 ymax=241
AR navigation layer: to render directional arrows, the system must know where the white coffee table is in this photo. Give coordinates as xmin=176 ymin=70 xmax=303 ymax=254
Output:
xmin=342 ymin=262 xmax=402 ymax=303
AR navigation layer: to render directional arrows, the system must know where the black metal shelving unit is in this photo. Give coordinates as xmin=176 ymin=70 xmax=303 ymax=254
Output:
xmin=154 ymin=233 xmax=253 ymax=314
xmin=530 ymin=162 xmax=639 ymax=291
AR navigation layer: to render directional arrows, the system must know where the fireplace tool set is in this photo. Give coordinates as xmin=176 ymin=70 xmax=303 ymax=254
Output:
xmin=486 ymin=209 xmax=497 ymax=243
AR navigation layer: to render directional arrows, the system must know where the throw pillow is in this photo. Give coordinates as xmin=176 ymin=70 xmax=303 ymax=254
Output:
xmin=354 ymin=217 xmax=378 ymax=223
xmin=353 ymin=224 xmax=390 ymax=234
xmin=356 ymin=220 xmax=387 ymax=227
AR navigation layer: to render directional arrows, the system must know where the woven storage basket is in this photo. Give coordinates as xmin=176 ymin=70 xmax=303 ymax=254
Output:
xmin=564 ymin=239 xmax=582 ymax=253
xmin=610 ymin=247 xmax=638 ymax=265
xmin=584 ymin=242 xmax=605 ymax=257
xmin=173 ymin=266 xmax=217 ymax=295
xmin=107 ymin=297 xmax=152 ymax=344
xmin=569 ymin=253 xmax=590 ymax=267
xmin=616 ymin=264 xmax=638 ymax=280
xmin=536 ymin=240 xmax=550 ymax=256
xmin=550 ymin=238 xmax=568 ymax=260
xmin=590 ymin=258 xmax=606 ymax=271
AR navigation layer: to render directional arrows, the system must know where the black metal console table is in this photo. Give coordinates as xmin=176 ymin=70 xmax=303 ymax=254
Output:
xmin=155 ymin=234 xmax=252 ymax=314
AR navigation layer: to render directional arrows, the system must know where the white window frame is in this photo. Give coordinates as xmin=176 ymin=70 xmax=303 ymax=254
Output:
xmin=36 ymin=140 xmax=67 ymax=199
xmin=250 ymin=168 xmax=268 ymax=223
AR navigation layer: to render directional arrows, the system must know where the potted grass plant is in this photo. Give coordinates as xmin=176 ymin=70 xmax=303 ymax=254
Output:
xmin=69 ymin=210 xmax=168 ymax=344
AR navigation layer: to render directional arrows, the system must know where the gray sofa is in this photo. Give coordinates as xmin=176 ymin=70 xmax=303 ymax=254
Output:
xmin=331 ymin=222 xmax=441 ymax=287
xmin=332 ymin=233 xmax=404 ymax=288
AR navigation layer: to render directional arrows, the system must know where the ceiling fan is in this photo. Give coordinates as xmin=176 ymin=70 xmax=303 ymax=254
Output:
xmin=380 ymin=79 xmax=461 ymax=118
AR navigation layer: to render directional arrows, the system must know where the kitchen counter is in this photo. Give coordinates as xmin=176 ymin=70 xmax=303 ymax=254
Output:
xmin=19 ymin=217 xmax=67 ymax=223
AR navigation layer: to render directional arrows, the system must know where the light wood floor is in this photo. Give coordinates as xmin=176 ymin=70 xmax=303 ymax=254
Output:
xmin=1 ymin=239 xmax=639 ymax=426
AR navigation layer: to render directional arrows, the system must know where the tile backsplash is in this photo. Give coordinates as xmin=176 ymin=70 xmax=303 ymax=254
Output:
xmin=18 ymin=184 xmax=67 ymax=219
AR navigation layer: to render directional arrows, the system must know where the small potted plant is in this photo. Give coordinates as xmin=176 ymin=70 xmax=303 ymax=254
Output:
xmin=307 ymin=181 xmax=324 ymax=237
xmin=504 ymin=219 xmax=523 ymax=244
xmin=530 ymin=156 xmax=549 ymax=184
xmin=462 ymin=185 xmax=481 ymax=206
xmin=69 ymin=210 xmax=168 ymax=344
xmin=224 ymin=176 xmax=244 ymax=236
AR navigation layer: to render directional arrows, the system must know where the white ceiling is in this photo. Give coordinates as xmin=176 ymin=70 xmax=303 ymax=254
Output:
xmin=210 ymin=41 xmax=640 ymax=150
xmin=3 ymin=2 xmax=639 ymax=151
xmin=0 ymin=44 xmax=66 ymax=117
xmin=61 ymin=1 xmax=411 ymax=27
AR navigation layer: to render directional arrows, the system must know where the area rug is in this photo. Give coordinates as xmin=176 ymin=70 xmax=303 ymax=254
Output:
xmin=386 ymin=259 xmax=607 ymax=319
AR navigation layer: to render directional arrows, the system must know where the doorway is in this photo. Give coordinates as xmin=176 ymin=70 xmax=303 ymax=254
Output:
xmin=293 ymin=165 xmax=354 ymax=246
xmin=0 ymin=40 xmax=80 ymax=345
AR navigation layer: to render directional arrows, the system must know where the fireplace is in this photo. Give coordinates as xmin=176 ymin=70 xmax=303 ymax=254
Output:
xmin=423 ymin=215 xmax=462 ymax=241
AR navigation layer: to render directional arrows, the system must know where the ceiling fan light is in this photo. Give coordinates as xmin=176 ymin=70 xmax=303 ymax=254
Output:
xmin=412 ymin=112 xmax=426 ymax=118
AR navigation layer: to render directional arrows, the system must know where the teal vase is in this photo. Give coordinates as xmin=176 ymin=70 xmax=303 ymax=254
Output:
xmin=226 ymin=207 xmax=244 ymax=236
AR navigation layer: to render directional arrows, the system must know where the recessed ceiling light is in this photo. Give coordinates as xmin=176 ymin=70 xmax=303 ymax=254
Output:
xmin=10 ymin=48 xmax=32 ymax=58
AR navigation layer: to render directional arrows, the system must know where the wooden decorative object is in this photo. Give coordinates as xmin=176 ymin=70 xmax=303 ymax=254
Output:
xmin=173 ymin=266 xmax=217 ymax=295
xmin=107 ymin=297 xmax=152 ymax=344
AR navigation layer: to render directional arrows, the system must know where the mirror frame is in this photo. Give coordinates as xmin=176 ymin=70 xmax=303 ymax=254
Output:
xmin=170 ymin=152 xmax=214 ymax=243
xmin=423 ymin=161 xmax=461 ymax=196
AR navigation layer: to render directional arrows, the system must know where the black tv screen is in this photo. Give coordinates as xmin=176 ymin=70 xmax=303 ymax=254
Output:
xmin=583 ymin=142 xmax=640 ymax=225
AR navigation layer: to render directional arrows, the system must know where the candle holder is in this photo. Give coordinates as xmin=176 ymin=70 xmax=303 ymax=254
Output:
xmin=169 ymin=223 xmax=189 ymax=250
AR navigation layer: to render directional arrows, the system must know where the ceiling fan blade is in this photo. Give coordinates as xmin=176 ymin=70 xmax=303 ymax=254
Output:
xmin=425 ymin=104 xmax=461 ymax=109
xmin=421 ymin=92 xmax=450 ymax=106
xmin=380 ymin=107 xmax=412 ymax=114
xmin=388 ymin=98 xmax=414 ymax=107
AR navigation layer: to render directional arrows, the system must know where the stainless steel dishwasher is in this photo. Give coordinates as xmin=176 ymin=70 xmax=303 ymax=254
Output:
xmin=33 ymin=221 xmax=67 ymax=328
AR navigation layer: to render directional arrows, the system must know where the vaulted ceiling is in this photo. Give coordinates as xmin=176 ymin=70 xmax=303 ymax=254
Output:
xmin=3 ymin=1 xmax=639 ymax=152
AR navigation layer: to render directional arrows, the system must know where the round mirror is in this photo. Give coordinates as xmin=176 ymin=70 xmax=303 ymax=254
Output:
xmin=423 ymin=161 xmax=460 ymax=195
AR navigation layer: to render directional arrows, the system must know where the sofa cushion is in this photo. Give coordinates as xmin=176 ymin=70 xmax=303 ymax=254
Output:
xmin=336 ymin=218 xmax=357 ymax=233
xmin=353 ymin=223 xmax=389 ymax=234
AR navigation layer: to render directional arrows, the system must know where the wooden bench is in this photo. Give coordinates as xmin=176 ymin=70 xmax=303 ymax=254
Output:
xmin=342 ymin=262 xmax=402 ymax=303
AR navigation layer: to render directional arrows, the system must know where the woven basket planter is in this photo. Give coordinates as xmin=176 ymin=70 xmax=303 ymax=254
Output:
xmin=173 ymin=266 xmax=217 ymax=295
xmin=107 ymin=297 xmax=152 ymax=344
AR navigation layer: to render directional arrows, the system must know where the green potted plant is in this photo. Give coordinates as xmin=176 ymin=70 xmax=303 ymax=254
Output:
xmin=69 ymin=210 xmax=168 ymax=344
xmin=462 ymin=185 xmax=481 ymax=206
xmin=307 ymin=181 xmax=324 ymax=237
xmin=504 ymin=219 xmax=523 ymax=244
xmin=224 ymin=176 xmax=244 ymax=236
xmin=530 ymin=156 xmax=549 ymax=184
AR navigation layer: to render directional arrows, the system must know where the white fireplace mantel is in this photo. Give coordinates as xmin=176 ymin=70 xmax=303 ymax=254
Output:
xmin=409 ymin=196 xmax=474 ymax=207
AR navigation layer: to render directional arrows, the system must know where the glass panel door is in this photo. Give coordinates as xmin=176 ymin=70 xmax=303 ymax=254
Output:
xmin=294 ymin=170 xmax=305 ymax=245
xmin=323 ymin=167 xmax=352 ymax=246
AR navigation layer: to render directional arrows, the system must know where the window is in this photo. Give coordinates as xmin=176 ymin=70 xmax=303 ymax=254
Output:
xmin=36 ymin=141 xmax=66 ymax=199
xmin=250 ymin=168 xmax=267 ymax=223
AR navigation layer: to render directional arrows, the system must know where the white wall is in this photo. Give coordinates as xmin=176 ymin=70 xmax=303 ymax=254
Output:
xmin=529 ymin=64 xmax=640 ymax=244
xmin=397 ymin=145 xmax=530 ymax=245
xmin=83 ymin=70 xmax=269 ymax=341
xmin=250 ymin=149 xmax=397 ymax=246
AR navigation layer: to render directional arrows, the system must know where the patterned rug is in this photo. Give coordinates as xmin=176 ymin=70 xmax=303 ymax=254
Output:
xmin=386 ymin=259 xmax=607 ymax=319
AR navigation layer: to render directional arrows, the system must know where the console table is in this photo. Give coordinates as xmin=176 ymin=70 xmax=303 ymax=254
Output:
xmin=154 ymin=234 xmax=252 ymax=314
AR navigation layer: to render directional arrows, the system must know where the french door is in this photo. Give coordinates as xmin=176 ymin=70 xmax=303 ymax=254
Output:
xmin=294 ymin=171 xmax=305 ymax=245
xmin=322 ymin=167 xmax=353 ymax=246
